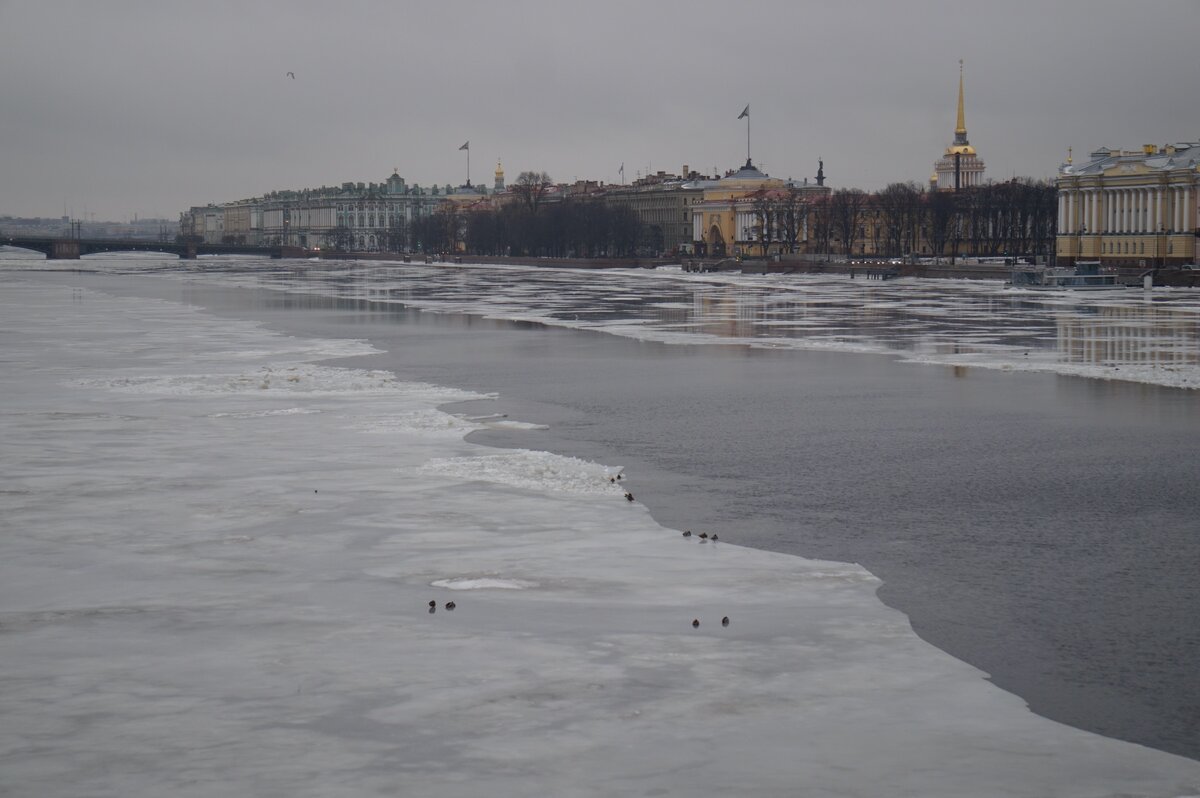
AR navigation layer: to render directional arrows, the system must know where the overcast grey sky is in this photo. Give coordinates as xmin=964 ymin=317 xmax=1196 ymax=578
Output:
xmin=2 ymin=0 xmax=1197 ymax=221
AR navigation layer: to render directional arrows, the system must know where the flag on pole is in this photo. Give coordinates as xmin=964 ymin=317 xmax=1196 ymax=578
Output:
xmin=738 ymin=104 xmax=749 ymax=119
xmin=459 ymin=141 xmax=469 ymax=151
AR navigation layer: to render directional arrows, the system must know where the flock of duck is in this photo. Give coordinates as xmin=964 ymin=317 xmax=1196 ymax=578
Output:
xmin=426 ymin=471 xmax=730 ymax=629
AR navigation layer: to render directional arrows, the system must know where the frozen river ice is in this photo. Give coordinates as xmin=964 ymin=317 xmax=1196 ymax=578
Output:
xmin=2 ymin=254 xmax=1199 ymax=795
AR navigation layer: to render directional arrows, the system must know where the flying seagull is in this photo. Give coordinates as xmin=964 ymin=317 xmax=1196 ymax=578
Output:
xmin=287 ymin=71 xmax=295 ymax=79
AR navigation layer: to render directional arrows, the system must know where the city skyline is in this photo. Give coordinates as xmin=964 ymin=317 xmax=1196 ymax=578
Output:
xmin=1 ymin=0 xmax=1197 ymax=221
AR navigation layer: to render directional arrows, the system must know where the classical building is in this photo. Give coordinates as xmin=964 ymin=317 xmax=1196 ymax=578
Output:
xmin=603 ymin=167 xmax=712 ymax=255
xmin=690 ymin=161 xmax=781 ymax=256
xmin=262 ymin=171 xmax=445 ymax=251
xmin=180 ymin=205 xmax=225 ymax=244
xmin=690 ymin=161 xmax=828 ymax=256
xmin=181 ymin=171 xmax=450 ymax=252
xmin=932 ymin=62 xmax=985 ymax=191
xmin=1056 ymin=142 xmax=1200 ymax=267
xmin=222 ymin=200 xmax=259 ymax=245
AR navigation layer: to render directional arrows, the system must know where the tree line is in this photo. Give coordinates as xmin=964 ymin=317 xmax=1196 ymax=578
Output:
xmin=819 ymin=179 xmax=1057 ymax=259
xmin=322 ymin=171 xmax=647 ymax=257
xmin=319 ymin=171 xmax=1057 ymax=260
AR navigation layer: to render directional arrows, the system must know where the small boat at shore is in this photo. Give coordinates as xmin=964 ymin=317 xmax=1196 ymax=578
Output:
xmin=1006 ymin=261 xmax=1126 ymax=291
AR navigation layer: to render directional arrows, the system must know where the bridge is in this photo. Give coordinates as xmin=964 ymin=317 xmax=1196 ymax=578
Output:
xmin=1 ymin=236 xmax=305 ymax=260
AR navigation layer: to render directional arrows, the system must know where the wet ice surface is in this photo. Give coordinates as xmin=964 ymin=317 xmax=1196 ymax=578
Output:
xmin=11 ymin=250 xmax=1200 ymax=390
xmin=2 ymin=270 xmax=1200 ymax=795
xmin=100 ymin=254 xmax=1200 ymax=390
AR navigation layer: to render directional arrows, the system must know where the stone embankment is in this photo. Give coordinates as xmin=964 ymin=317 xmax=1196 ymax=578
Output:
xmin=319 ymin=251 xmax=667 ymax=269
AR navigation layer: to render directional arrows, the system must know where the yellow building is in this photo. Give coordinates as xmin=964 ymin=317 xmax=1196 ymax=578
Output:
xmin=690 ymin=161 xmax=784 ymax=256
xmin=1056 ymin=142 xmax=1200 ymax=268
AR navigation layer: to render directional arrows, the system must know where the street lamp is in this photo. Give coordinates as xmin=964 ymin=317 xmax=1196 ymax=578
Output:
xmin=1158 ymin=223 xmax=1165 ymax=274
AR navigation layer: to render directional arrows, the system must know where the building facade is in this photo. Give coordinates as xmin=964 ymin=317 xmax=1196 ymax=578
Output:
xmin=180 ymin=205 xmax=225 ymax=244
xmin=181 ymin=171 xmax=450 ymax=252
xmin=1056 ymin=142 xmax=1200 ymax=268
xmin=690 ymin=161 xmax=829 ymax=257
xmin=691 ymin=162 xmax=782 ymax=256
xmin=603 ymin=167 xmax=711 ymax=255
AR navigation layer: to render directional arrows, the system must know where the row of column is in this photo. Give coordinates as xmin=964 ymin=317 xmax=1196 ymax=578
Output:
xmin=1058 ymin=185 xmax=1193 ymax=235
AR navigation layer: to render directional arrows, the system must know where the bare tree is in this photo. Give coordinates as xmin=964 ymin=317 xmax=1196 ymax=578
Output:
xmin=379 ymin=217 xmax=406 ymax=253
xmin=752 ymin=193 xmax=775 ymax=257
xmin=810 ymin=195 xmax=834 ymax=258
xmin=326 ymin=224 xmax=353 ymax=252
xmin=829 ymin=188 xmax=867 ymax=259
xmin=513 ymin=171 xmax=553 ymax=215
xmin=926 ymin=190 xmax=956 ymax=260
xmin=877 ymin=182 xmax=922 ymax=257
xmin=773 ymin=187 xmax=812 ymax=254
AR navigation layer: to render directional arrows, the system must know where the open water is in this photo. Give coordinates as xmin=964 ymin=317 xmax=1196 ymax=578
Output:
xmin=13 ymin=253 xmax=1200 ymax=762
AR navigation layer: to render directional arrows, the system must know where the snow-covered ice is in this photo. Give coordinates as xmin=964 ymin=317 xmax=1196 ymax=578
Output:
xmin=1 ymin=272 xmax=1199 ymax=796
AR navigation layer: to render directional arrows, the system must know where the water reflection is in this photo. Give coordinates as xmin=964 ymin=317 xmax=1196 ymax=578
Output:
xmin=1057 ymin=305 xmax=1199 ymax=367
xmin=13 ymin=254 xmax=1200 ymax=388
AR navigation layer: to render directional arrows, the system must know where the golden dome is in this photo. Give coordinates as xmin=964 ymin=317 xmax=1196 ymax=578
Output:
xmin=945 ymin=144 xmax=976 ymax=156
xmin=495 ymin=159 xmax=504 ymax=177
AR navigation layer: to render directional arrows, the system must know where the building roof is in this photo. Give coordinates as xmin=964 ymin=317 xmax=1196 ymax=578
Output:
xmin=1061 ymin=142 xmax=1200 ymax=176
xmin=721 ymin=161 xmax=769 ymax=182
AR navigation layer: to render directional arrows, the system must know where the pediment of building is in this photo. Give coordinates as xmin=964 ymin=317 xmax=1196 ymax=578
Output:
xmin=1104 ymin=163 xmax=1150 ymax=176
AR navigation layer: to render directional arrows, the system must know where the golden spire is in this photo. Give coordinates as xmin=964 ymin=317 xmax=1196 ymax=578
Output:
xmin=955 ymin=59 xmax=966 ymax=137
